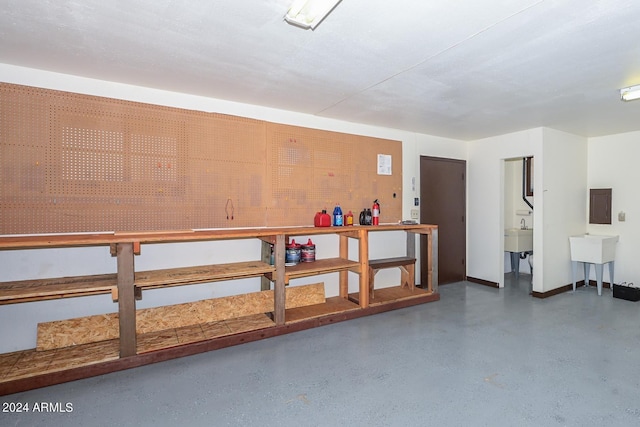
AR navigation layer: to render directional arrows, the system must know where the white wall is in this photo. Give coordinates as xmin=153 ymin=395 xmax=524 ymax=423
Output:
xmin=587 ymin=130 xmax=640 ymax=285
xmin=0 ymin=64 xmax=467 ymax=352
xmin=467 ymin=129 xmax=540 ymax=288
xmin=467 ymin=128 xmax=587 ymax=293
xmin=541 ymin=128 xmax=588 ymax=292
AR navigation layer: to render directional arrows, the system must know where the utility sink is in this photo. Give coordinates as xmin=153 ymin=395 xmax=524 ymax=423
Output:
xmin=569 ymin=234 xmax=619 ymax=264
xmin=504 ymin=228 xmax=533 ymax=253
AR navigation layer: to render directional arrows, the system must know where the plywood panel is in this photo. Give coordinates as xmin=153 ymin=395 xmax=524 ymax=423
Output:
xmin=36 ymin=282 xmax=326 ymax=350
xmin=0 ymin=83 xmax=402 ymax=233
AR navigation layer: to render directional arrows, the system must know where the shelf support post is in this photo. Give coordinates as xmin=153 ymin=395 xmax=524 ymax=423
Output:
xmin=358 ymin=228 xmax=369 ymax=308
xmin=273 ymin=234 xmax=286 ymax=325
xmin=429 ymin=228 xmax=438 ymax=294
xmin=260 ymin=238 xmax=275 ymax=291
xmin=339 ymin=234 xmax=349 ymax=299
xmin=406 ymin=231 xmax=416 ymax=259
xmin=117 ymin=242 xmax=137 ymax=357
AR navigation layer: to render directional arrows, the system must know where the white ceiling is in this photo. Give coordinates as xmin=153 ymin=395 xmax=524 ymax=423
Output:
xmin=1 ymin=0 xmax=640 ymax=140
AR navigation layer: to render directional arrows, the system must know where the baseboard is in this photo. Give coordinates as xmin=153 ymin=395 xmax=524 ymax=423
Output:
xmin=531 ymin=280 xmax=612 ymax=299
xmin=531 ymin=283 xmax=576 ymax=298
xmin=466 ymin=276 xmax=499 ymax=288
xmin=588 ymin=279 xmax=612 ymax=289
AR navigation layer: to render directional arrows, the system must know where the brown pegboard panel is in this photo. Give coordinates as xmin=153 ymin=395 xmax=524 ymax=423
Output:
xmin=0 ymin=83 xmax=401 ymax=234
xmin=266 ymin=123 xmax=402 ymax=226
xmin=186 ymin=114 xmax=267 ymax=229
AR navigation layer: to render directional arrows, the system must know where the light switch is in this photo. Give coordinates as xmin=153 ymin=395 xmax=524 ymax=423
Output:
xmin=618 ymin=211 xmax=625 ymax=222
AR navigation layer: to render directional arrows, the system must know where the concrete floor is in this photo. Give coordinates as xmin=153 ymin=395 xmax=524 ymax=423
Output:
xmin=4 ymin=276 xmax=640 ymax=427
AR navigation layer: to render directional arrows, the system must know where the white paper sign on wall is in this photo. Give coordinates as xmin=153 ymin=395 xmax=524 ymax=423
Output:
xmin=377 ymin=154 xmax=392 ymax=175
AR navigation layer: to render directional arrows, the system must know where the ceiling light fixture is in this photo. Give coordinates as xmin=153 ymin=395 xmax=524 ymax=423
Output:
xmin=285 ymin=0 xmax=342 ymax=30
xmin=620 ymin=84 xmax=640 ymax=102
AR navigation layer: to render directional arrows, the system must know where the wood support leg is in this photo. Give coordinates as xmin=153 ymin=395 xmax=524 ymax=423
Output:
xmin=358 ymin=229 xmax=369 ymax=308
xmin=400 ymin=263 xmax=415 ymax=291
xmin=339 ymin=235 xmax=349 ymax=299
xmin=273 ymin=234 xmax=286 ymax=325
xmin=429 ymin=229 xmax=438 ymax=294
xmin=116 ymin=242 xmax=136 ymax=358
xmin=368 ymin=267 xmax=378 ymax=300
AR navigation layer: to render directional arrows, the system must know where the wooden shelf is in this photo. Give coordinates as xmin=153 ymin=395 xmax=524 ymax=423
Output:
xmin=285 ymin=258 xmax=360 ymax=280
xmin=262 ymin=258 xmax=360 ymax=283
xmin=0 ymin=224 xmax=438 ymax=394
xmin=285 ymin=296 xmax=360 ymax=323
xmin=348 ymin=285 xmax=433 ymax=306
xmin=135 ymin=261 xmax=275 ymax=290
xmin=0 ymin=274 xmax=117 ymax=305
xmin=369 ymin=256 xmax=416 ymax=269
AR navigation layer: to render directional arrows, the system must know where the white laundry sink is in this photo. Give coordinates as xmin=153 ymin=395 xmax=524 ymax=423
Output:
xmin=504 ymin=228 xmax=533 ymax=252
xmin=569 ymin=234 xmax=618 ymax=264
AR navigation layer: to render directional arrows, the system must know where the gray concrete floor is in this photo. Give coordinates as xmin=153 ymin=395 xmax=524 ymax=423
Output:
xmin=4 ymin=275 xmax=640 ymax=427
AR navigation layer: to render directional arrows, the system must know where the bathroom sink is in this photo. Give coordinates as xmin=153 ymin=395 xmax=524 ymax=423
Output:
xmin=569 ymin=234 xmax=618 ymax=264
xmin=504 ymin=228 xmax=533 ymax=252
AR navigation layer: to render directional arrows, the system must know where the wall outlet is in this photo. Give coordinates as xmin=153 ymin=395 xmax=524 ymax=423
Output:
xmin=410 ymin=209 xmax=419 ymax=220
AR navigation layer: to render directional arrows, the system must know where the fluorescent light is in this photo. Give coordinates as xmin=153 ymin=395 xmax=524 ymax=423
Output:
xmin=285 ymin=0 xmax=341 ymax=30
xmin=620 ymin=84 xmax=640 ymax=102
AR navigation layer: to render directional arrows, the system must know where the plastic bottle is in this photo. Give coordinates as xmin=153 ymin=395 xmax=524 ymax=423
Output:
xmin=345 ymin=210 xmax=354 ymax=226
xmin=333 ymin=204 xmax=343 ymax=226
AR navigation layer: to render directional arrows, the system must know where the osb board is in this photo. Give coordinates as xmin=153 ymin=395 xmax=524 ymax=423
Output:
xmin=1 ymin=315 xmax=275 ymax=383
xmin=0 ymin=82 xmax=401 ymax=234
xmin=37 ymin=282 xmax=325 ymax=350
xmin=201 ymin=321 xmax=233 ymax=340
xmin=0 ymin=351 xmax=24 ymax=381
xmin=224 ymin=313 xmax=276 ymax=335
xmin=0 ymin=340 xmax=121 ymax=383
xmin=37 ymin=314 xmax=120 ymax=350
xmin=2 ymin=350 xmax=58 ymax=381
xmin=284 ymin=296 xmax=360 ymax=323
xmin=136 ymin=314 xmax=275 ymax=354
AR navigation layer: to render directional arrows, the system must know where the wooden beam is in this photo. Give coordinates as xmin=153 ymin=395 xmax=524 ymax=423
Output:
xmin=337 ymin=230 xmax=360 ymax=239
xmin=117 ymin=243 xmax=136 ymax=357
xmin=260 ymin=239 xmax=274 ymax=291
xmin=339 ymin=234 xmax=349 ymax=298
xmin=273 ymin=234 xmax=286 ymax=325
xmin=358 ymin=228 xmax=369 ymax=308
xmin=258 ymin=236 xmax=277 ymax=245
xmin=429 ymin=229 xmax=438 ymax=294
xmin=406 ymin=231 xmax=416 ymax=259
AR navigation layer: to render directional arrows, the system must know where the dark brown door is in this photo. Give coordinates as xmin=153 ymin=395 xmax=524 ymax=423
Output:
xmin=420 ymin=156 xmax=466 ymax=285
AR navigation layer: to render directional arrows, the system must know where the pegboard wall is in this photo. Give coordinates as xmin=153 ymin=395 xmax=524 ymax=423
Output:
xmin=0 ymin=83 xmax=402 ymax=234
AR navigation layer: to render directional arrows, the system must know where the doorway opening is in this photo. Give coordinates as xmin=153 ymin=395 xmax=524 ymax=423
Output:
xmin=503 ymin=156 xmax=534 ymax=293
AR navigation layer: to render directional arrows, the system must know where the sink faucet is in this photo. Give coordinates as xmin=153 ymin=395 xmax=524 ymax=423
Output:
xmin=520 ymin=218 xmax=527 ymax=230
